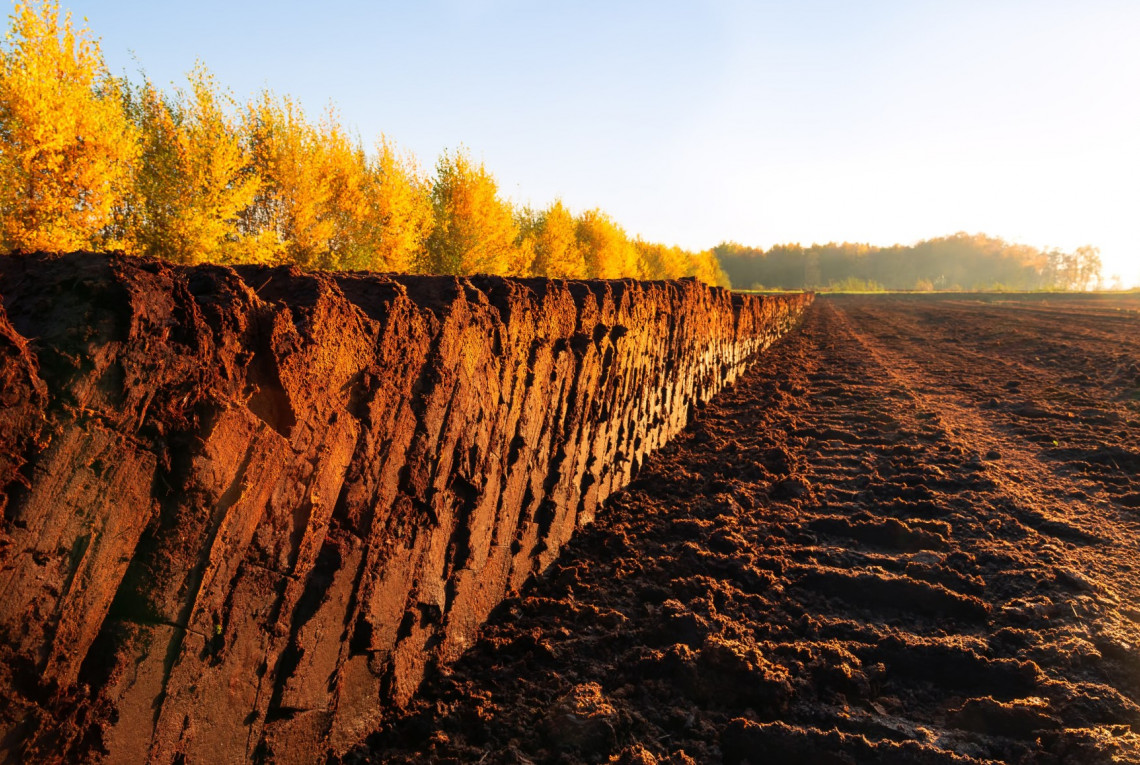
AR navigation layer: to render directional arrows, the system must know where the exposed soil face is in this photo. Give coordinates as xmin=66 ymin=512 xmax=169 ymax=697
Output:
xmin=358 ymin=294 xmax=1140 ymax=764
xmin=0 ymin=253 xmax=808 ymax=764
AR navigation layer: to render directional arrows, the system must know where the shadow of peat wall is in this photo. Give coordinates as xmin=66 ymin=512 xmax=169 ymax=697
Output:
xmin=0 ymin=253 xmax=811 ymax=763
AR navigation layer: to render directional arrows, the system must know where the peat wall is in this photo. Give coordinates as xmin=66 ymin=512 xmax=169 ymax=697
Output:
xmin=0 ymin=253 xmax=811 ymax=763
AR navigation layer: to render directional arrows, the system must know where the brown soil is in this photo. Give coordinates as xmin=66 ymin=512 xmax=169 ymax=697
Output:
xmin=353 ymin=294 xmax=1140 ymax=764
xmin=0 ymin=253 xmax=808 ymax=763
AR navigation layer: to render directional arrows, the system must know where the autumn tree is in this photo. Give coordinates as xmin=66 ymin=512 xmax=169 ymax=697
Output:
xmin=0 ymin=0 xmax=138 ymax=252
xmin=575 ymin=208 xmax=639 ymax=279
xmin=1072 ymin=245 xmax=1102 ymax=291
xmin=522 ymin=200 xmax=585 ymax=279
xmin=632 ymin=239 xmax=729 ymax=286
xmin=425 ymin=149 xmax=519 ymax=276
xmin=359 ymin=138 xmax=432 ymax=272
xmin=634 ymin=240 xmax=687 ymax=280
xmin=238 ymin=96 xmax=368 ymax=268
xmin=0 ymin=0 xmax=737 ymax=283
xmin=690 ymin=249 xmax=730 ymax=287
xmin=240 ymin=95 xmax=305 ymax=264
xmin=510 ymin=206 xmax=538 ymax=277
xmin=317 ymin=116 xmax=378 ymax=269
xmin=120 ymin=66 xmax=259 ymax=264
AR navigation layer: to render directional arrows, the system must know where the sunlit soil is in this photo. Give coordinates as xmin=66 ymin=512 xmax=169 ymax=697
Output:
xmin=352 ymin=293 xmax=1140 ymax=764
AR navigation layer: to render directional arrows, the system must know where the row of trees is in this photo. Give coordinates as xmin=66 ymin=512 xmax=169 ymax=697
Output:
xmin=0 ymin=1 xmax=728 ymax=285
xmin=716 ymin=233 xmax=1104 ymax=292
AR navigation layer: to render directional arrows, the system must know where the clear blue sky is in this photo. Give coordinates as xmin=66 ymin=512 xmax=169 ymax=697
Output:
xmin=44 ymin=0 xmax=1140 ymax=285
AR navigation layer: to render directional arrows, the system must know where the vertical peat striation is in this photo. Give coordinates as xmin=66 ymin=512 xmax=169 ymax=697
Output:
xmin=0 ymin=253 xmax=809 ymax=763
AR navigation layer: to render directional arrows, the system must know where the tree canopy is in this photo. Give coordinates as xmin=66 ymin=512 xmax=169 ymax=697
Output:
xmin=0 ymin=0 xmax=137 ymax=252
xmin=0 ymin=0 xmax=728 ymax=287
xmin=716 ymin=234 xmax=1104 ymax=292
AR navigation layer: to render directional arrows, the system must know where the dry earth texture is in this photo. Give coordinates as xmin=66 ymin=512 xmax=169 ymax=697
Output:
xmin=356 ymin=293 xmax=1140 ymax=764
xmin=0 ymin=253 xmax=808 ymax=764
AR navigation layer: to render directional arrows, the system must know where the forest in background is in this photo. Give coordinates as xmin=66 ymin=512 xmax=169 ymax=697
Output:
xmin=0 ymin=1 xmax=728 ymax=285
xmin=716 ymin=234 xmax=1106 ymax=292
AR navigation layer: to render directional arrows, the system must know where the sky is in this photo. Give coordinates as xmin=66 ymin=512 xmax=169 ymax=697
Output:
xmin=41 ymin=0 xmax=1140 ymax=286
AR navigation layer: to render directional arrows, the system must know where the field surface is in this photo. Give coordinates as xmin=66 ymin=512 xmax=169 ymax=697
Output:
xmin=351 ymin=294 xmax=1140 ymax=764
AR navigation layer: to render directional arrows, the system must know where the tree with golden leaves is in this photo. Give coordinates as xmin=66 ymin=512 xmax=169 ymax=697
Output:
xmin=242 ymin=95 xmax=390 ymax=270
xmin=634 ymin=239 xmax=686 ymax=280
xmin=510 ymin=205 xmax=538 ymax=277
xmin=690 ymin=249 xmax=730 ymax=287
xmin=634 ymin=239 xmax=729 ymax=286
xmin=120 ymin=66 xmax=259 ymax=264
xmin=426 ymin=149 xmax=519 ymax=276
xmin=575 ymin=208 xmax=639 ymax=279
xmin=515 ymin=207 xmax=537 ymax=259
xmin=351 ymin=138 xmax=432 ymax=273
xmin=0 ymin=0 xmax=138 ymax=252
xmin=524 ymin=200 xmax=585 ymax=279
xmin=241 ymin=94 xmax=334 ymax=267
xmin=317 ymin=115 xmax=375 ymax=269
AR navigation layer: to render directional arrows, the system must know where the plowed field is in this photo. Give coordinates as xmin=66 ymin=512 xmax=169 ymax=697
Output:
xmin=349 ymin=294 xmax=1140 ymax=764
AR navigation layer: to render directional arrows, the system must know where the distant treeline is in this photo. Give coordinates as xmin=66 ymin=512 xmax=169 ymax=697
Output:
xmin=715 ymin=234 xmax=1104 ymax=292
xmin=0 ymin=2 xmax=728 ymax=286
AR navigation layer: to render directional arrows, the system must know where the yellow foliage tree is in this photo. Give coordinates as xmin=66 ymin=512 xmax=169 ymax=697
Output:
xmin=426 ymin=149 xmax=518 ymax=276
xmin=356 ymin=138 xmax=432 ymax=273
xmin=318 ymin=116 xmax=375 ymax=269
xmin=0 ymin=0 xmax=733 ymax=284
xmin=634 ymin=239 xmax=729 ymax=286
xmin=0 ymin=0 xmax=138 ymax=252
xmin=121 ymin=66 xmax=259 ymax=264
xmin=242 ymin=94 xmax=331 ymax=267
xmin=575 ymin=208 xmax=639 ymax=279
xmin=509 ymin=206 xmax=537 ymax=277
xmin=690 ymin=248 xmax=730 ymax=287
xmin=526 ymin=200 xmax=585 ymax=279
xmin=242 ymin=96 xmax=389 ymax=270
xmin=634 ymin=240 xmax=686 ymax=280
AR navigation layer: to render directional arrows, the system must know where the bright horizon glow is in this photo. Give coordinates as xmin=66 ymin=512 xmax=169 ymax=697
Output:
xmin=38 ymin=0 xmax=1140 ymax=287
